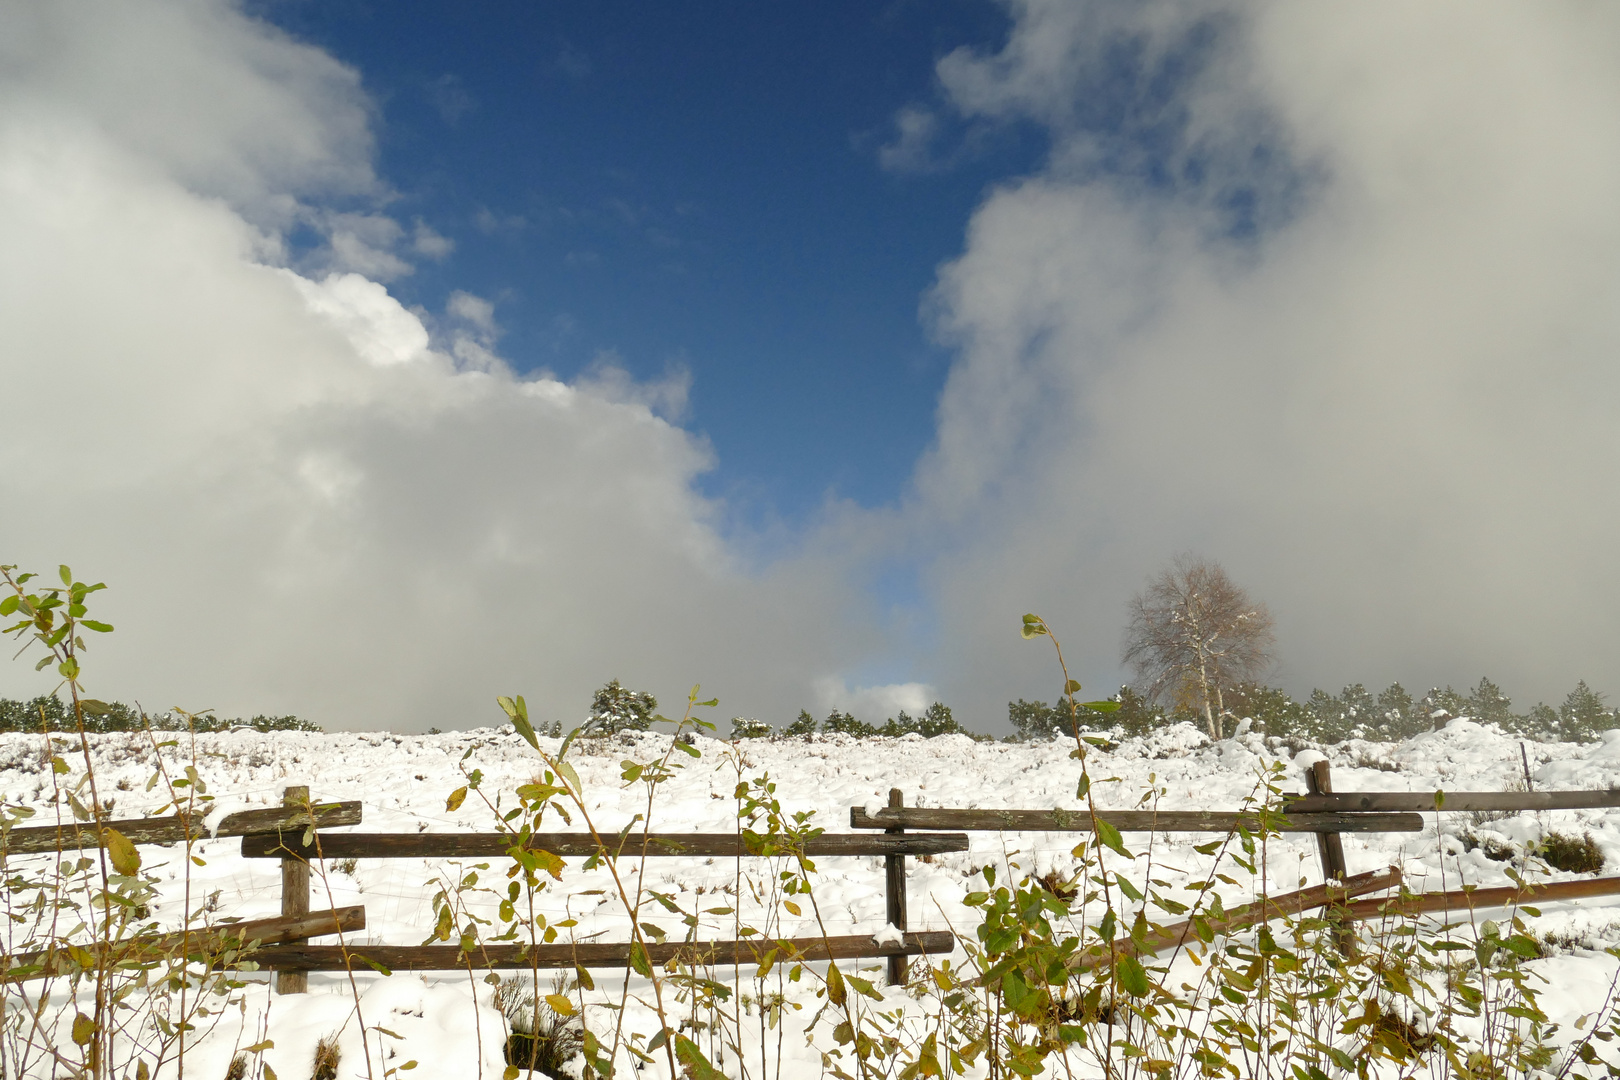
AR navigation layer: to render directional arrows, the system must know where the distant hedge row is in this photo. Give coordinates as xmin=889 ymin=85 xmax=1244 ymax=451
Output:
xmin=725 ymin=676 xmax=1620 ymax=746
xmin=1005 ymin=677 xmax=1620 ymax=745
xmin=0 ymin=696 xmax=320 ymax=734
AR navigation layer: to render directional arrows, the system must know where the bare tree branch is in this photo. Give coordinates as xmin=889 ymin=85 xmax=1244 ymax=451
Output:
xmin=1122 ymin=555 xmax=1275 ymax=739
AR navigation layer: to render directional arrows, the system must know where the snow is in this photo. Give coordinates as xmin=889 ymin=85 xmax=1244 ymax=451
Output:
xmin=872 ymin=924 xmax=905 ymax=948
xmin=5 ymin=719 xmax=1620 ymax=1077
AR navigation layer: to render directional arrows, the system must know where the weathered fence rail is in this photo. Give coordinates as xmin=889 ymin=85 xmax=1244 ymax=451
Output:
xmin=1286 ymin=790 xmax=1620 ymax=813
xmin=849 ymin=806 xmax=1425 ymax=833
xmin=241 ymin=830 xmax=969 ymax=860
xmin=242 ymin=932 xmax=957 ymax=974
xmin=1 ymin=800 xmax=363 ymax=854
xmin=4 ymin=907 xmax=364 ymax=983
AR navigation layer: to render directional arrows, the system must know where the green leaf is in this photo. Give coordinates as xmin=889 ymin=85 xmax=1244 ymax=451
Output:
xmin=0 ymin=596 xmax=17 ymax=616
xmin=1064 ymin=679 xmax=1082 ymax=695
xmin=629 ymin=940 xmax=652 ymax=977
xmin=1082 ymin=700 xmax=1121 ymax=713
xmin=105 ymin=827 xmax=141 ymax=876
xmin=674 ymin=1035 xmax=726 ymax=1080
xmin=80 ymin=620 xmax=113 ymax=633
xmin=1116 ymin=877 xmax=1144 ymax=902
xmin=59 ymin=565 xmax=72 ymax=587
xmin=1094 ymin=817 xmax=1132 ymax=858
xmin=1115 ymin=954 xmax=1151 ymax=997
xmin=72 ymin=1012 xmax=96 ymax=1045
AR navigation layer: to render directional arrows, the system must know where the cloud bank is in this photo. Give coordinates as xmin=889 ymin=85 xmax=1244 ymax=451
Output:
xmin=907 ymin=0 xmax=1620 ymax=719
xmin=0 ymin=0 xmax=873 ymax=730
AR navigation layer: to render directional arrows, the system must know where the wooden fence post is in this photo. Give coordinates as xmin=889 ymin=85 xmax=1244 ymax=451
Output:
xmin=1305 ymin=762 xmax=1353 ymax=956
xmin=1305 ymin=762 xmax=1348 ymax=882
xmin=884 ymin=788 xmax=908 ymax=986
xmin=276 ymin=785 xmax=310 ymax=995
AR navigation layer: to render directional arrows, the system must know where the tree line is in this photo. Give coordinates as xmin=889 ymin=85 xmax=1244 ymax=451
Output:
xmin=0 ymin=695 xmax=320 ymax=734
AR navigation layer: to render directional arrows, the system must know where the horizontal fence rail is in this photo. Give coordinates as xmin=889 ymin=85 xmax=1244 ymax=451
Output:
xmin=242 ymin=830 xmax=972 ymax=860
xmin=243 ymin=931 xmax=956 ymax=974
xmin=1344 ymin=875 xmax=1620 ymax=920
xmin=1285 ymin=790 xmax=1620 ymax=813
xmin=2 ymin=801 xmax=363 ymax=855
xmin=3 ymin=907 xmax=365 ymax=983
xmin=849 ymin=807 xmax=1425 ymax=834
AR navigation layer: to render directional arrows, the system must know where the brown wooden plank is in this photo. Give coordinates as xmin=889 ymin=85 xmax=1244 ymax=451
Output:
xmin=848 ymin=807 xmax=1423 ymax=834
xmin=1285 ymin=790 xmax=1620 ymax=814
xmin=1068 ymin=867 xmax=1401 ymax=972
xmin=1344 ymin=874 xmax=1620 ymax=920
xmin=4 ymin=906 xmax=365 ymax=983
xmin=2 ymin=801 xmax=363 ymax=856
xmin=241 ymin=831 xmax=971 ymax=860
xmin=240 ymin=931 xmax=957 ymax=972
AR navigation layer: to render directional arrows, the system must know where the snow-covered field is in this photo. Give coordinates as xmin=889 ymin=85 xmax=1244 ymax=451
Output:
xmin=6 ymin=718 xmax=1620 ymax=1078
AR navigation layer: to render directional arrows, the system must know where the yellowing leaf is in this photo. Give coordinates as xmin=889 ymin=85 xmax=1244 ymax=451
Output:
xmin=782 ymin=900 xmax=801 ymax=916
xmin=545 ymin=993 xmax=575 ymax=1016
xmin=445 ymin=787 xmax=468 ymax=812
xmin=826 ymin=961 xmax=847 ymax=1007
xmin=104 ymin=827 xmax=141 ymax=876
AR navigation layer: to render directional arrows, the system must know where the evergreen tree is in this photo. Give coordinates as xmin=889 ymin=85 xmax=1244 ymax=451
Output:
xmin=1223 ymin=683 xmax=1309 ymax=739
xmin=880 ymin=710 xmax=918 ymax=737
xmin=1467 ymin=677 xmax=1514 ymax=730
xmin=918 ymin=702 xmax=961 ymax=738
xmin=1373 ymin=683 xmax=1421 ymax=740
xmin=1560 ymin=681 xmax=1615 ymax=741
xmin=729 ymin=717 xmax=772 ymax=739
xmin=1305 ymin=689 xmax=1348 ymax=742
xmin=1007 ymin=698 xmax=1062 ymax=741
xmin=785 ymin=709 xmax=818 ymax=736
xmin=1519 ymin=702 xmax=1560 ymax=740
xmin=1421 ymin=686 xmax=1469 ymax=730
xmin=1108 ymin=686 xmax=1164 ymax=737
xmin=1337 ymin=684 xmax=1377 ymax=737
xmin=822 ymin=709 xmax=874 ymax=737
xmin=586 ymin=679 xmax=657 ymax=734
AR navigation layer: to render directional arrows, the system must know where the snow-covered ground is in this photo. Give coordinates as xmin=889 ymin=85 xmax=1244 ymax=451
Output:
xmin=6 ymin=718 xmax=1620 ymax=1078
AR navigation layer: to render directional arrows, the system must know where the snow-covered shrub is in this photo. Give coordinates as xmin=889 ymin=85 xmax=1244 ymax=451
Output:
xmin=729 ymin=716 xmax=772 ymax=739
xmin=583 ymin=678 xmax=656 ymax=734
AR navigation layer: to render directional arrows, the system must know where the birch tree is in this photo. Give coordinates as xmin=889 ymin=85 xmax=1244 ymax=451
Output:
xmin=1122 ymin=555 xmax=1275 ymax=739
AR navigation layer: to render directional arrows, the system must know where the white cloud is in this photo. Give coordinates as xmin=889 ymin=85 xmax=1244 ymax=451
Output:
xmin=290 ymin=272 xmax=432 ymax=367
xmin=877 ymin=105 xmax=942 ymax=174
xmin=412 ymin=219 xmax=454 ymax=259
xmin=0 ymin=0 xmax=871 ymax=732
xmin=812 ymin=678 xmax=935 ymax=725
xmin=903 ymin=0 xmax=1620 ymax=721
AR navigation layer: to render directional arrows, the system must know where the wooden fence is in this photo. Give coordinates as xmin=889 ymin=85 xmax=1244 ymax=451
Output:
xmin=10 ymin=763 xmax=1620 ymax=994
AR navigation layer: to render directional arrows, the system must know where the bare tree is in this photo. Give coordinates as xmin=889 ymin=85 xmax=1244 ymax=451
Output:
xmin=1123 ymin=555 xmax=1275 ymax=739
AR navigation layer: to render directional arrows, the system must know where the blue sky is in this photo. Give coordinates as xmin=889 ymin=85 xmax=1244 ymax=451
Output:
xmin=258 ymin=0 xmax=1043 ymax=524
